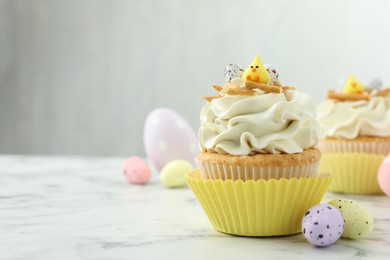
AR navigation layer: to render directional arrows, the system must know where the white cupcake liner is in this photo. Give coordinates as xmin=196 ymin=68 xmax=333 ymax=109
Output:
xmin=318 ymin=140 xmax=390 ymax=155
xmin=196 ymin=159 xmax=320 ymax=180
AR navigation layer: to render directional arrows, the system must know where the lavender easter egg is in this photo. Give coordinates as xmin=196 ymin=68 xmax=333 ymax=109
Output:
xmin=123 ymin=156 xmax=151 ymax=184
xmin=378 ymin=155 xmax=390 ymax=196
xmin=302 ymin=204 xmax=344 ymax=247
xmin=143 ymin=108 xmax=198 ymax=171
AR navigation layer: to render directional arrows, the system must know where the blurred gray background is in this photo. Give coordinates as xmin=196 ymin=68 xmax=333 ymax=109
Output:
xmin=1 ymin=0 xmax=390 ymax=156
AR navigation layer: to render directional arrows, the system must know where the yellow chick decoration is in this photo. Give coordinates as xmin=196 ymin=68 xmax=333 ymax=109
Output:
xmin=242 ymin=55 xmax=269 ymax=84
xmin=343 ymin=75 xmax=365 ymax=94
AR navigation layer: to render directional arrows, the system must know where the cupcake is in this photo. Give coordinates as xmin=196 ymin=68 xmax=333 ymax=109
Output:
xmin=317 ymin=75 xmax=390 ymax=194
xmin=185 ymin=55 xmax=332 ymax=237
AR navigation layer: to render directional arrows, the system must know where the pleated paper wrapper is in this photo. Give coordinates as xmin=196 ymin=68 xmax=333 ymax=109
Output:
xmin=196 ymin=159 xmax=319 ymax=180
xmin=185 ymin=170 xmax=332 ymax=237
xmin=319 ymin=153 xmax=385 ymax=194
xmin=318 ymin=140 xmax=390 ymax=155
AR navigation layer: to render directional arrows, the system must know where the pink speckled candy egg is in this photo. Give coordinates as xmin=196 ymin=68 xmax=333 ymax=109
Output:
xmin=143 ymin=108 xmax=198 ymax=171
xmin=302 ymin=204 xmax=344 ymax=247
xmin=122 ymin=157 xmax=151 ymax=184
xmin=378 ymin=155 xmax=390 ymax=196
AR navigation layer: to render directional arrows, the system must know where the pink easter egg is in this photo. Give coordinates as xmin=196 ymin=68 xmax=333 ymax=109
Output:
xmin=122 ymin=156 xmax=151 ymax=185
xmin=378 ymin=154 xmax=390 ymax=196
xmin=143 ymin=108 xmax=198 ymax=171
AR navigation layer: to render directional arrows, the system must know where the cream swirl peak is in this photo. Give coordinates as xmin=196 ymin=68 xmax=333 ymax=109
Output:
xmin=198 ymin=90 xmax=321 ymax=155
xmin=318 ymin=97 xmax=390 ymax=139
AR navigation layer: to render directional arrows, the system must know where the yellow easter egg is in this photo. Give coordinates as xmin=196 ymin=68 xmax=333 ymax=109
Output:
xmin=160 ymin=160 xmax=193 ymax=188
xmin=327 ymin=199 xmax=373 ymax=239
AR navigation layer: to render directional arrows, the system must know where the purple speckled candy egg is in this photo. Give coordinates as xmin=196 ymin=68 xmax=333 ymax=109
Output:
xmin=302 ymin=204 xmax=344 ymax=247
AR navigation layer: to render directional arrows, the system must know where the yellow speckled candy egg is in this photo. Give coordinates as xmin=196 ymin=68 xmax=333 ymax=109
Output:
xmin=160 ymin=160 xmax=193 ymax=188
xmin=327 ymin=199 xmax=373 ymax=239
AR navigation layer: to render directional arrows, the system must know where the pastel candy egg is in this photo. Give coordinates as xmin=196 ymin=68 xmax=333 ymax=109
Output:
xmin=366 ymin=77 xmax=383 ymax=90
xmin=264 ymin=64 xmax=279 ymax=79
xmin=122 ymin=157 xmax=151 ymax=185
xmin=302 ymin=204 xmax=344 ymax=247
xmin=160 ymin=160 xmax=192 ymax=188
xmin=378 ymin=155 xmax=390 ymax=196
xmin=143 ymin=108 xmax=198 ymax=171
xmin=327 ymin=199 xmax=374 ymax=239
xmin=224 ymin=64 xmax=244 ymax=82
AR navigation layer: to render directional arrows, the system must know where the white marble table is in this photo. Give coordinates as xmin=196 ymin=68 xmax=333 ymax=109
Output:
xmin=1 ymin=155 xmax=390 ymax=260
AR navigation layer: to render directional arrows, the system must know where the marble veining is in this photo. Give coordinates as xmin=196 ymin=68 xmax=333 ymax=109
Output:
xmin=1 ymin=155 xmax=390 ymax=260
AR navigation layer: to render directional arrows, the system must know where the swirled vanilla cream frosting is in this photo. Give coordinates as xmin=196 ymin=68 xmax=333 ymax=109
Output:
xmin=318 ymin=96 xmax=390 ymax=139
xmin=199 ymin=90 xmax=321 ymax=155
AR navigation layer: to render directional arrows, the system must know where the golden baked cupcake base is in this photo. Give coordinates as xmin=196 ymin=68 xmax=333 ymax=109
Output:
xmin=185 ymin=170 xmax=332 ymax=237
xmin=197 ymin=148 xmax=321 ymax=180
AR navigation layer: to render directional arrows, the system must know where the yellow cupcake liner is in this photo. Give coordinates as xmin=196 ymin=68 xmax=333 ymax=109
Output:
xmin=185 ymin=170 xmax=332 ymax=237
xmin=319 ymin=153 xmax=385 ymax=194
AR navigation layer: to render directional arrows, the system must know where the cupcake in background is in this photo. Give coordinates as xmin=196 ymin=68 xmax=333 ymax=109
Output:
xmin=318 ymin=75 xmax=390 ymax=194
xmin=185 ymin=54 xmax=332 ymax=237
